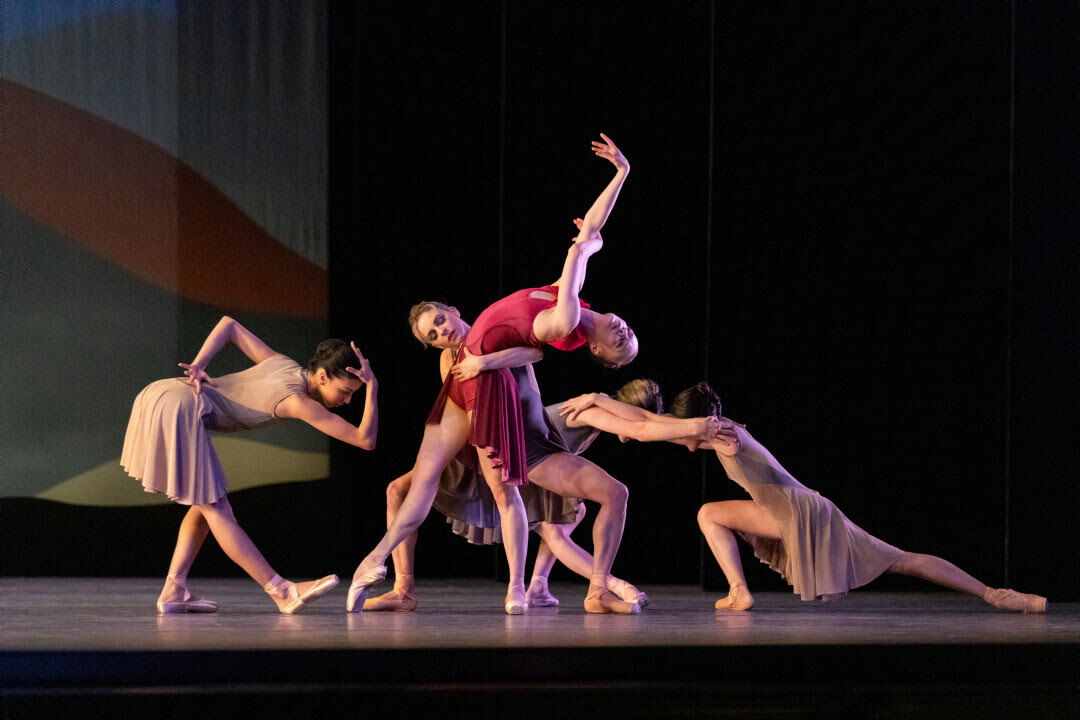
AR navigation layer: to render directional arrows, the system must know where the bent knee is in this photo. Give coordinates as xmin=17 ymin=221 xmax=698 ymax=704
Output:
xmin=386 ymin=477 xmax=410 ymax=505
xmin=600 ymin=480 xmax=628 ymax=508
xmin=697 ymin=502 xmax=726 ymax=529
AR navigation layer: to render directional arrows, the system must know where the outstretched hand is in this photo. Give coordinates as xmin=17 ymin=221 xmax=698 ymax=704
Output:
xmin=558 ymin=392 xmax=604 ymax=422
xmin=592 ymin=132 xmax=628 ymax=171
xmin=450 ymin=348 xmax=485 ymax=382
xmin=178 ymin=362 xmax=216 ymax=395
xmin=345 ymin=341 xmax=376 ymax=385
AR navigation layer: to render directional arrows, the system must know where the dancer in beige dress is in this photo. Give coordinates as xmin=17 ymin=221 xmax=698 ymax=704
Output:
xmin=121 ymin=316 xmax=378 ymax=614
xmin=667 ymin=381 xmax=1046 ymax=613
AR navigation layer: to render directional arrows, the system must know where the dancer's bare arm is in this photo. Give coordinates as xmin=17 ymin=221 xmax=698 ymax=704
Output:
xmin=566 ymin=404 xmax=715 ymax=443
xmin=576 ymin=133 xmax=629 ymax=238
xmin=449 ymin=346 xmax=544 ymax=382
xmin=277 ymin=343 xmax=379 ymax=450
xmin=533 ymin=135 xmax=629 ymax=342
xmin=178 ymin=316 xmax=276 ymax=393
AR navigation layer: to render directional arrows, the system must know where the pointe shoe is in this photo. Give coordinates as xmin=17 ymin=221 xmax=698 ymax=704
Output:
xmin=607 ymin=577 xmax=649 ymax=608
xmin=984 ymin=587 xmax=1047 ymax=614
xmin=267 ymin=574 xmax=339 ymax=615
xmin=345 ymin=563 xmax=387 ymax=613
xmin=505 ymin=587 xmax=528 ymax=615
xmin=156 ymin=582 xmax=218 ymax=614
xmin=584 ymin=587 xmax=640 ymax=615
xmin=363 ymin=588 xmax=417 ymax=612
xmin=714 ymin=584 xmax=754 ymax=611
xmin=525 ymin=581 xmax=559 ymax=608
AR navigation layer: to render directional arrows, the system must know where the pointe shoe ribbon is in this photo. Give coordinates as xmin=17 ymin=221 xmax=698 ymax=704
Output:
xmin=345 ymin=563 xmax=387 ymax=613
xmin=157 ymin=585 xmax=218 ymax=614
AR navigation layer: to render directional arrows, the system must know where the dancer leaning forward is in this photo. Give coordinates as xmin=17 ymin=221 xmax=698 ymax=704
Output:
xmin=121 ymin=316 xmax=378 ymax=614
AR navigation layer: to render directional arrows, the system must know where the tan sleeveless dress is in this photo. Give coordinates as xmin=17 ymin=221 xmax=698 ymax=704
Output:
xmin=121 ymin=354 xmax=307 ymax=505
xmin=723 ymin=428 xmax=904 ymax=600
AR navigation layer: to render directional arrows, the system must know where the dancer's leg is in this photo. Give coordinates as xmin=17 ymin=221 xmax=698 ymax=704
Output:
xmin=887 ymin=552 xmax=1046 ymax=612
xmin=527 ymin=454 xmax=637 ymax=613
xmin=348 ymin=400 xmax=470 ymax=610
xmin=158 ymin=506 xmax=212 ymax=604
xmin=364 ymin=473 xmax=419 ymax=611
xmin=475 ymin=450 xmax=529 ymax=613
xmin=697 ymin=500 xmax=781 ymax=610
xmin=198 ymin=496 xmax=336 ymax=613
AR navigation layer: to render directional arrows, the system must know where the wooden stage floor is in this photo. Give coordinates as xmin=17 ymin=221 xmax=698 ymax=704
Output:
xmin=2 ymin=577 xmax=1078 ymax=719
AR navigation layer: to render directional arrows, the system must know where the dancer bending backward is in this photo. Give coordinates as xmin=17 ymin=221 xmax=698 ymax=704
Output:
xmin=121 ymin=316 xmax=378 ymax=614
xmin=347 ymin=134 xmax=635 ymax=614
xmin=365 ymin=335 xmax=721 ymax=613
xmin=668 ymin=382 xmax=1046 ymax=612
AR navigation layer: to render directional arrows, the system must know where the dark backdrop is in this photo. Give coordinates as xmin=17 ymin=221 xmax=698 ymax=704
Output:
xmin=328 ymin=0 xmax=1078 ymax=599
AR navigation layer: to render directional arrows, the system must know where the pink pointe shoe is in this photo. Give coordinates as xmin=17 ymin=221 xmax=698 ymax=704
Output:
xmin=984 ymin=587 xmax=1047 ymax=614
xmin=364 ymin=588 xmax=418 ymax=612
xmin=345 ymin=562 xmax=387 ymax=613
xmin=525 ymin=578 xmax=559 ymax=608
xmin=156 ymin=577 xmax=217 ymax=614
xmin=606 ymin=577 xmax=649 ymax=608
xmin=264 ymin=574 xmax=339 ymax=615
xmin=505 ymin=586 xmax=529 ymax=615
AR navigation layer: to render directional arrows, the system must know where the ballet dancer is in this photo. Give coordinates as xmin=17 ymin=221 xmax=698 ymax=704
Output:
xmin=121 ymin=316 xmax=378 ymax=614
xmin=667 ymin=381 xmax=1046 ymax=613
xmin=364 ymin=346 xmax=720 ymax=613
xmin=346 ymin=133 xmax=636 ymax=614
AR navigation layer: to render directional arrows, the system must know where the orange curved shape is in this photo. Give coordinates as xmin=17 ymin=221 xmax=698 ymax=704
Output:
xmin=0 ymin=79 xmax=326 ymax=319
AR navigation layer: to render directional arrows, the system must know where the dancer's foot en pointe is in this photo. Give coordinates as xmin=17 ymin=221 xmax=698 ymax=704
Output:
xmin=983 ymin=587 xmax=1047 ymax=613
xmin=156 ymin=574 xmax=218 ymax=614
xmin=345 ymin=560 xmax=387 ymax=612
xmin=526 ymin=577 xmax=559 ymax=607
xmin=607 ymin=576 xmax=649 ymax=608
xmin=714 ymin=582 xmax=754 ymax=611
xmin=584 ymin=575 xmax=640 ymax=615
xmin=505 ymin=584 xmax=528 ymax=615
xmin=363 ymin=574 xmax=417 ymax=612
xmin=263 ymin=574 xmax=339 ymax=615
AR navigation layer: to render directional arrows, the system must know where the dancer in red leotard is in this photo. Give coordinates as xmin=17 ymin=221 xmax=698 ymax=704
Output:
xmin=346 ymin=134 xmax=636 ymax=614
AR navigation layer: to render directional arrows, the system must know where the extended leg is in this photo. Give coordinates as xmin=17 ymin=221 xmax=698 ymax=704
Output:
xmin=198 ymin=496 xmax=337 ymax=614
xmin=887 ymin=552 xmax=1046 ymax=613
xmin=697 ymin=500 xmax=781 ymax=610
xmin=347 ymin=400 xmax=471 ymax=611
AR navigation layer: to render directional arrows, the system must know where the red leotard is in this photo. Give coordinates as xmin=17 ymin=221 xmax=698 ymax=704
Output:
xmin=426 ymin=285 xmax=590 ymax=485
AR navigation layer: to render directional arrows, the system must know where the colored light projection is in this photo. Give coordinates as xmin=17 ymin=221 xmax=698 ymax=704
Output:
xmin=1 ymin=1 xmax=330 ymax=505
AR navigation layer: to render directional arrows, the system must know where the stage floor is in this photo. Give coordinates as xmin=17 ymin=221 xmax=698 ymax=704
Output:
xmin=0 ymin=577 xmax=1075 ymax=651
xmin=3 ymin=578 xmax=1079 ymax=719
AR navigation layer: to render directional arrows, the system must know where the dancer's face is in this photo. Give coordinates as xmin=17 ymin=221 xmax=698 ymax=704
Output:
xmin=312 ymin=372 xmax=365 ymax=408
xmin=589 ymin=313 xmax=638 ymax=367
xmin=414 ymin=306 xmax=468 ymax=350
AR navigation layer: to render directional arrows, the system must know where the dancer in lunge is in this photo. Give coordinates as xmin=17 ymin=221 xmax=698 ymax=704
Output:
xmin=122 ymin=316 xmax=378 ymax=614
xmin=665 ymin=381 xmax=1046 ymax=613
xmin=346 ymin=133 xmax=637 ymax=614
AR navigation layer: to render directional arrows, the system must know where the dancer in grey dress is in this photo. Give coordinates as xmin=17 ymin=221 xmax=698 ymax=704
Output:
xmin=121 ymin=316 xmax=378 ymax=614
xmin=669 ymin=381 xmax=1046 ymax=613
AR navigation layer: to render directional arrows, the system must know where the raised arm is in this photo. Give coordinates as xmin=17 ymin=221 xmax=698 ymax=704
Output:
xmin=178 ymin=316 xmax=276 ymax=393
xmin=576 ymin=133 xmax=629 ymax=238
xmin=276 ymin=342 xmax=379 ymax=450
